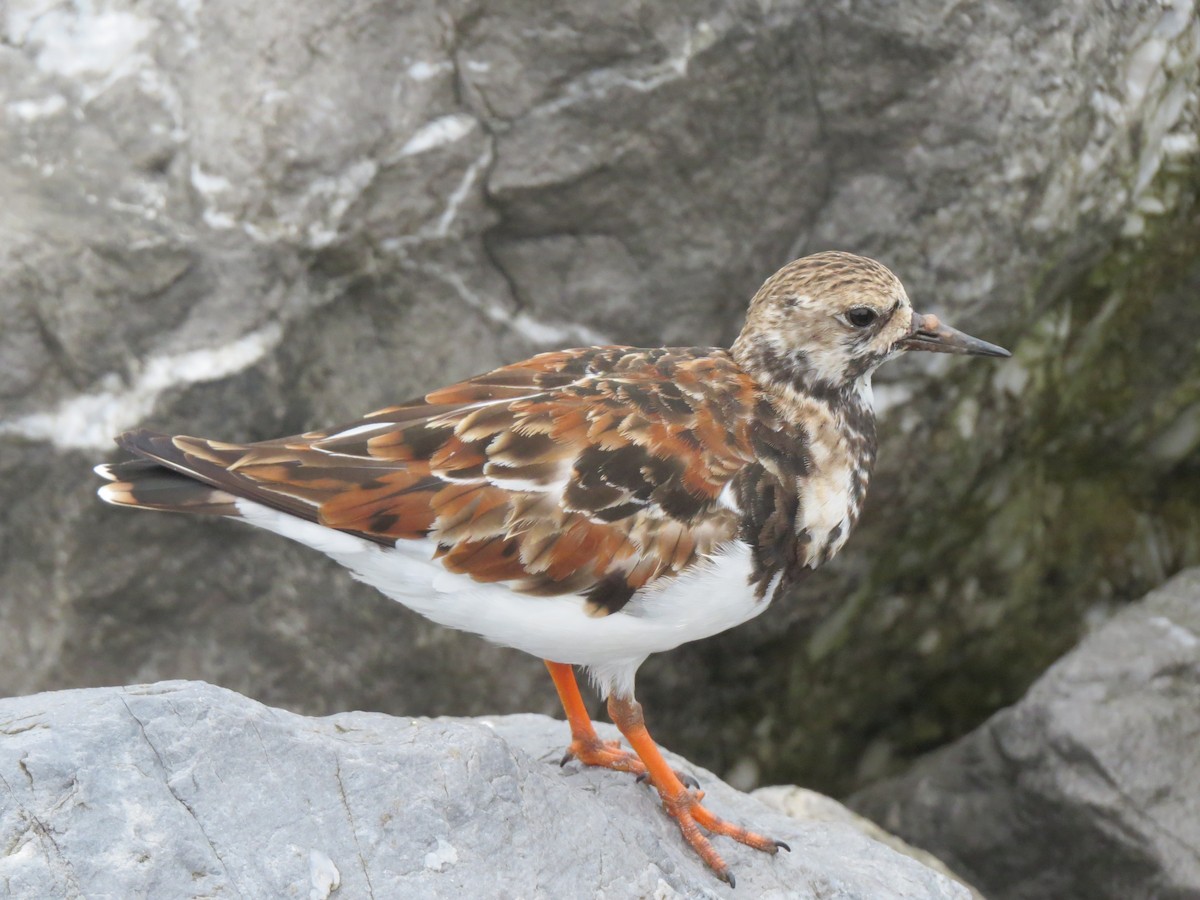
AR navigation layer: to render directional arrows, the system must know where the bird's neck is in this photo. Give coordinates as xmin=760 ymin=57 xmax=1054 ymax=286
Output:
xmin=732 ymin=331 xmax=860 ymax=408
xmin=732 ymin=333 xmax=875 ymax=427
xmin=756 ymin=374 xmax=877 ymax=450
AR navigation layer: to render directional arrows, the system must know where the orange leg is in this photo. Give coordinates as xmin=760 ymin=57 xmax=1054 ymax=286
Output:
xmin=544 ymin=661 xmax=646 ymax=775
xmin=607 ymin=693 xmax=788 ymax=886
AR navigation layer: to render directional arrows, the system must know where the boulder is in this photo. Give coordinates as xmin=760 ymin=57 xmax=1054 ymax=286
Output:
xmin=0 ymin=680 xmax=969 ymax=899
xmin=754 ymin=787 xmax=984 ymax=900
xmin=850 ymin=568 xmax=1200 ymax=900
xmin=1 ymin=0 xmax=1199 ymax=793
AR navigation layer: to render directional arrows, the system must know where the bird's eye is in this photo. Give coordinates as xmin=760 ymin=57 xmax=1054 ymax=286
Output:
xmin=845 ymin=307 xmax=878 ymax=328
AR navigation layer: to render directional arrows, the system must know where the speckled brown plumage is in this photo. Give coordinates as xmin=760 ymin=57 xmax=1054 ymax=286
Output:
xmin=106 ymin=347 xmax=766 ymax=615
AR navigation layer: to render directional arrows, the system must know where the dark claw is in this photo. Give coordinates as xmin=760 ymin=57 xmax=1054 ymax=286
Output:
xmin=636 ymin=769 xmax=699 ymax=789
xmin=774 ymin=840 xmax=791 ymax=853
xmin=559 ymin=750 xmax=574 ymax=767
xmin=725 ymin=870 xmax=736 ymax=889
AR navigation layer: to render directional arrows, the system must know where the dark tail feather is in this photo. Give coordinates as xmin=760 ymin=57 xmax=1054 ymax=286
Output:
xmin=95 ymin=430 xmax=240 ymax=516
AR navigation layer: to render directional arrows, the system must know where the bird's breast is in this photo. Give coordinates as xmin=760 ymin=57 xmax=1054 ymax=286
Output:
xmin=794 ymin=443 xmax=869 ymax=567
xmin=733 ymin=389 xmax=876 ymax=591
xmin=793 ymin=395 xmax=875 ymax=567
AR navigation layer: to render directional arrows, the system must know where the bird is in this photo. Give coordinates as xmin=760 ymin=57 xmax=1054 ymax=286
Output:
xmin=95 ymin=251 xmax=1009 ymax=885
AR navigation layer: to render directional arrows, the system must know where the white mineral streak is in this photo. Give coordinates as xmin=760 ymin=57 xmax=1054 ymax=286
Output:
xmin=423 ymin=837 xmax=459 ymax=872
xmin=307 ymin=849 xmax=341 ymax=900
xmin=414 ymin=261 xmax=615 ymax=347
xmin=302 ymin=158 xmax=379 ymax=248
xmin=1149 ymin=615 xmax=1200 ymax=649
xmin=375 ymin=142 xmax=492 ymax=242
xmin=1033 ymin=0 xmax=1198 ymax=235
xmin=505 ymin=311 xmax=614 ymax=347
xmin=0 ymin=323 xmax=284 ymax=451
xmin=190 ymin=164 xmax=238 ymax=229
xmin=433 ymin=147 xmax=489 ymax=237
xmin=7 ymin=93 xmax=66 ymax=120
xmin=1122 ymin=0 xmax=1199 ymax=226
xmin=534 ymin=19 xmax=719 ymax=117
xmin=12 ymin=3 xmax=156 ymax=102
xmin=407 ymin=60 xmax=450 ymax=82
xmin=1162 ymin=132 xmax=1199 ymax=159
xmin=400 ymin=114 xmax=477 ymax=157
xmin=190 ymin=156 xmax=379 ymax=247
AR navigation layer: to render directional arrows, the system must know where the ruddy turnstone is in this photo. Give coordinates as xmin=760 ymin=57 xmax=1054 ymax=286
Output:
xmin=95 ymin=251 xmax=1009 ymax=884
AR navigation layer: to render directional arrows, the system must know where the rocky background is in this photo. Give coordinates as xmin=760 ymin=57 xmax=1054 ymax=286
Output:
xmin=2 ymin=0 xmax=1198 ymax=827
xmin=852 ymin=568 xmax=1200 ymax=900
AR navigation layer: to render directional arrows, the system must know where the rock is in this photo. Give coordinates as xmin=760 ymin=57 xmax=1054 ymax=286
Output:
xmin=1 ymin=0 xmax=1199 ymax=794
xmin=849 ymin=568 xmax=1200 ymax=900
xmin=0 ymin=681 xmax=969 ymax=900
xmin=754 ymin=787 xmax=984 ymax=900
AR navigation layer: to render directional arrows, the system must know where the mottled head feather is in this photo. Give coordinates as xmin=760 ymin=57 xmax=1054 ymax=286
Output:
xmin=732 ymin=251 xmax=915 ymax=397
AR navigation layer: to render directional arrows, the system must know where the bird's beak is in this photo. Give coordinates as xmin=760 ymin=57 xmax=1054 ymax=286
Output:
xmin=897 ymin=312 xmax=1011 ymax=358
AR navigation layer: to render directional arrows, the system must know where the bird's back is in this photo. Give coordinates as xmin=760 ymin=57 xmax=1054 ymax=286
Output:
xmin=99 ymin=345 xmax=778 ymax=617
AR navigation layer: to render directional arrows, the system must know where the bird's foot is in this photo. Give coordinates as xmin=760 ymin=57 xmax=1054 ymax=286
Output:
xmin=560 ymin=736 xmax=700 ymax=788
xmin=560 ymin=735 xmax=647 ymax=775
xmin=605 ymin=693 xmax=786 ymax=885
xmin=652 ymin=783 xmax=788 ymax=887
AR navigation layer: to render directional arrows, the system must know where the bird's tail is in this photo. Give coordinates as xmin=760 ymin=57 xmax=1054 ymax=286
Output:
xmin=95 ymin=429 xmax=241 ymax=516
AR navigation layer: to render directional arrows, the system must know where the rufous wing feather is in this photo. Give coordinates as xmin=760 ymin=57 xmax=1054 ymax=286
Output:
xmin=99 ymin=346 xmax=759 ymax=612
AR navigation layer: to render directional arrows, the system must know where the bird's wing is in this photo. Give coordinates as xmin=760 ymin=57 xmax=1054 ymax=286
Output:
xmin=110 ymin=346 xmax=761 ymax=614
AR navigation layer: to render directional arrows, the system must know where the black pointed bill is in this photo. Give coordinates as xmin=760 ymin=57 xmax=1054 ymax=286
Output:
xmin=897 ymin=312 xmax=1011 ymax=358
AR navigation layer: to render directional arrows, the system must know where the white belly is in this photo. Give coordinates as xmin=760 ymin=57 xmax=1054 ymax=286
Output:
xmin=234 ymin=500 xmax=770 ymax=697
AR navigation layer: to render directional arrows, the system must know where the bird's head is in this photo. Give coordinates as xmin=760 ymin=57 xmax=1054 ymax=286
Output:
xmin=732 ymin=251 xmax=1009 ymax=400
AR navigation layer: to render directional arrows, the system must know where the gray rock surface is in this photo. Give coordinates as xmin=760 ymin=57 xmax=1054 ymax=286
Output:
xmin=0 ymin=681 xmax=969 ymax=900
xmin=1 ymin=0 xmax=1199 ymax=793
xmin=850 ymin=568 xmax=1200 ymax=900
xmin=754 ymin=787 xmax=984 ymax=900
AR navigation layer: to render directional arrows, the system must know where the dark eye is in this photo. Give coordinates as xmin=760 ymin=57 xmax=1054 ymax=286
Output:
xmin=846 ymin=307 xmax=878 ymax=328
